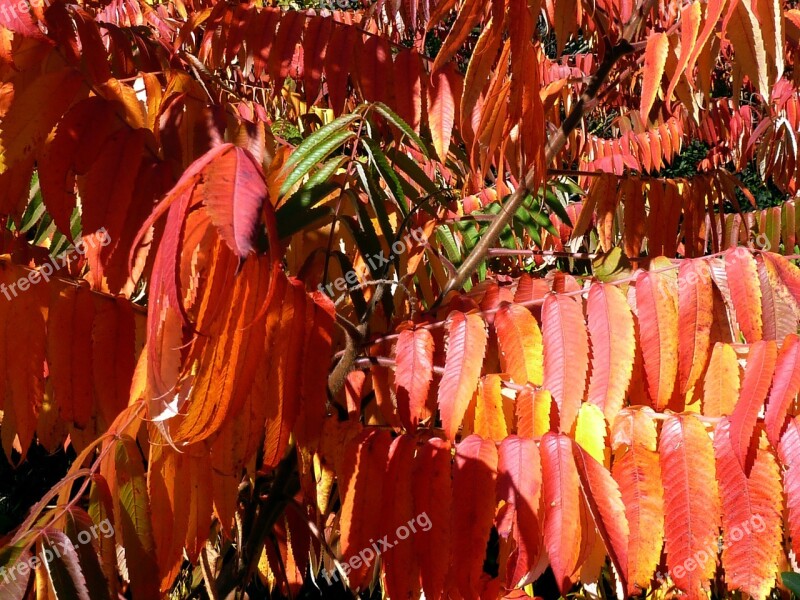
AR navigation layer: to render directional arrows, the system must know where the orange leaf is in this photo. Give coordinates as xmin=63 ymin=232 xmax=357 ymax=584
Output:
xmin=702 ymin=342 xmax=740 ymax=417
xmin=659 ymin=414 xmax=720 ymax=599
xmin=427 ymin=67 xmax=456 ymax=160
xmin=473 ymin=375 xmax=509 ymax=441
xmin=714 ymin=419 xmax=783 ymax=600
xmin=586 ymin=283 xmax=635 ymax=422
xmin=495 ymin=301 xmax=544 ymax=386
xmin=778 ymin=418 xmax=800 ymax=561
xmin=725 ymin=247 xmax=763 ymax=341
xmin=437 ymin=311 xmax=488 ymax=440
xmin=611 ymin=409 xmax=664 ymax=595
xmin=677 ymin=259 xmax=713 ymax=395
xmin=636 ymin=270 xmax=679 ymax=410
xmin=640 ymin=33 xmax=669 ymax=119
xmin=542 ymin=294 xmax=589 ymax=433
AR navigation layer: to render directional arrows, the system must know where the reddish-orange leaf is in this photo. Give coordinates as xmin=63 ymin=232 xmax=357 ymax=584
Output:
xmin=756 ymin=254 xmax=797 ymax=341
xmin=338 ymin=429 xmax=393 ymax=590
xmin=703 ymin=342 xmax=740 ymax=417
xmin=640 ymin=33 xmax=668 ymax=118
xmin=92 ymin=298 xmax=136 ymax=430
xmin=47 ymin=286 xmax=95 ymax=430
xmin=451 ymin=435 xmax=498 ymax=599
xmin=427 ymin=67 xmax=456 ymax=160
xmin=659 ymin=414 xmax=720 ymax=599
xmin=611 ymin=409 xmax=664 ymax=595
xmin=725 ymin=247 xmax=763 ymax=341
xmin=497 ymin=435 xmax=544 ymax=587
xmin=677 ymin=259 xmax=713 ymax=395
xmin=515 ymin=386 xmax=555 ymax=437
xmin=264 ymin=278 xmax=307 ymax=467
xmin=572 ymin=440 xmax=630 ymax=592
xmin=729 ymin=340 xmax=776 ymax=474
xmin=764 ymin=334 xmax=800 ymax=447
xmin=302 ymin=16 xmax=332 ymax=103
xmin=714 ymin=419 xmax=783 ymax=600
xmin=430 ymin=0 xmax=484 ymax=73
xmin=393 ymin=49 xmax=423 ymax=132
xmin=586 ymin=283 xmax=635 ymax=422
xmin=412 ymin=438 xmax=452 ymax=600
xmin=382 ymin=435 xmax=420 ymax=600
xmin=778 ymin=418 xmax=800 ymax=560
xmin=495 ymin=301 xmax=543 ymax=386
xmin=198 ymin=144 xmax=266 ymax=258
xmin=636 ymin=270 xmax=679 ymax=410
xmin=394 ymin=326 xmax=434 ymax=431
xmin=540 ymin=432 xmax=583 ymax=595
xmin=542 ymin=294 xmax=589 ymax=433
xmin=437 ymin=311 xmax=487 ymax=441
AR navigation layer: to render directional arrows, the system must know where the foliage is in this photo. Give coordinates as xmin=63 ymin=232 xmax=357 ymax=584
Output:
xmin=1 ymin=0 xmax=800 ymax=598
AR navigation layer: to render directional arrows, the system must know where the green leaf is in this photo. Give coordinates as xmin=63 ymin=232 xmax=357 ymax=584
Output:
xmin=279 ymin=129 xmax=356 ymax=198
xmin=782 ymin=572 xmax=800 ymax=596
xmin=279 ymin=112 xmax=359 ymax=177
xmin=372 ymin=102 xmax=429 ymax=156
xmin=544 ymin=190 xmax=573 ymax=227
xmin=363 ymin=138 xmax=407 ymax=214
xmin=41 ymin=529 xmax=91 ymax=600
xmin=386 ymin=149 xmax=439 ymax=198
xmin=437 ymin=225 xmax=461 ymax=263
xmin=114 ymin=437 xmax=160 ymax=599
xmin=64 ymin=509 xmax=112 ymax=600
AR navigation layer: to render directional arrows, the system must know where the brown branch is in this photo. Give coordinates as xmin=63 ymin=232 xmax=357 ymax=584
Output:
xmin=434 ymin=0 xmax=659 ymax=305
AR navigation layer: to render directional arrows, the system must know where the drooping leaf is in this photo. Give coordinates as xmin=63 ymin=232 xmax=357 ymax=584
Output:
xmin=640 ymin=33 xmax=669 ymax=118
xmin=729 ymin=339 xmax=776 ymax=474
xmin=636 ymin=270 xmax=679 ymax=411
xmin=677 ymin=259 xmax=713 ymax=395
xmin=586 ymin=283 xmax=635 ymax=422
xmin=764 ymin=333 xmax=800 ymax=447
xmin=703 ymin=342 xmax=740 ymax=417
xmin=394 ymin=326 xmax=435 ymax=431
xmin=437 ymin=311 xmax=488 ymax=440
xmin=542 ymin=294 xmax=589 ymax=433
xmin=725 ymin=247 xmax=763 ymax=342
xmin=494 ymin=301 xmax=543 ymax=386
xmin=451 ymin=435 xmax=498 ymax=598
xmin=714 ymin=418 xmax=783 ymax=600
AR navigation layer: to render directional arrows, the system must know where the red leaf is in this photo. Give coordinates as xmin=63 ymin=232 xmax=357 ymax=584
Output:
xmin=572 ymin=439 xmax=630 ymax=592
xmin=382 ymin=435 xmax=420 ymax=600
xmin=412 ymin=438 xmax=452 ymax=600
xmin=497 ymin=435 xmax=544 ymax=587
xmin=394 ymin=326 xmax=434 ymax=431
xmin=199 ymin=145 xmax=266 ymax=258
